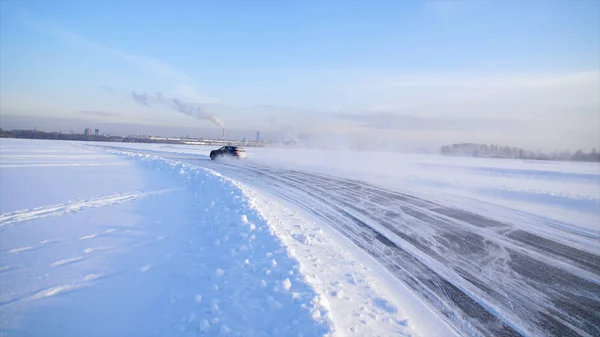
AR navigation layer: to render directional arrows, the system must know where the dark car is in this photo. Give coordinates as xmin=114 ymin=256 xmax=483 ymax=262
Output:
xmin=210 ymin=146 xmax=248 ymax=160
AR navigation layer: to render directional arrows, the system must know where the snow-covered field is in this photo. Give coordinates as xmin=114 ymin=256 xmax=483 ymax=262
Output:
xmin=1 ymin=139 xmax=599 ymax=337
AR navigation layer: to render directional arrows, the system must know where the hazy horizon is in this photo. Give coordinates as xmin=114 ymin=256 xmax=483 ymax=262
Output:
xmin=1 ymin=0 xmax=599 ymax=151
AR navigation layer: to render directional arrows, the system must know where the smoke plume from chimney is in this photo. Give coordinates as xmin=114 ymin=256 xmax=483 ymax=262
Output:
xmin=130 ymin=91 xmax=225 ymax=128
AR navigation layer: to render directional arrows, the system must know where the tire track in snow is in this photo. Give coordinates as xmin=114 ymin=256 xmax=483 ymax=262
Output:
xmin=200 ymin=161 xmax=600 ymax=337
xmin=49 ymin=257 xmax=86 ymax=267
xmin=0 ymin=163 xmax=129 ymax=168
xmin=261 ymin=168 xmax=600 ymax=337
xmin=0 ymin=274 xmax=105 ymax=308
xmin=0 ymin=189 xmax=176 ymax=228
xmin=105 ymin=149 xmax=600 ymax=337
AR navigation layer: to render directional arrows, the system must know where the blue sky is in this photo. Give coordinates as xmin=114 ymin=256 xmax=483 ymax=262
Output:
xmin=1 ymin=0 xmax=599 ymax=149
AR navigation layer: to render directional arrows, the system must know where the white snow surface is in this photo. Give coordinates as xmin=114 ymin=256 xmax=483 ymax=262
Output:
xmin=2 ymin=139 xmax=599 ymax=337
xmin=0 ymin=140 xmax=423 ymax=337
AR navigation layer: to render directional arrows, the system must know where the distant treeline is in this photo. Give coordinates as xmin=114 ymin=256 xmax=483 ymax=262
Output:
xmin=0 ymin=128 xmax=266 ymax=148
xmin=0 ymin=129 xmax=181 ymax=144
xmin=440 ymin=143 xmax=600 ymax=162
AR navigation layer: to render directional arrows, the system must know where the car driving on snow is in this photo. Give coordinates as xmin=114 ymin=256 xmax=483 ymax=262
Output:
xmin=210 ymin=146 xmax=248 ymax=160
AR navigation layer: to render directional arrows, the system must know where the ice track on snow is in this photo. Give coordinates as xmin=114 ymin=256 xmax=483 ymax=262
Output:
xmin=115 ymin=146 xmax=600 ymax=337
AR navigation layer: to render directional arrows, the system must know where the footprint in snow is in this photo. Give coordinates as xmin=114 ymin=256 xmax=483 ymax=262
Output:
xmin=346 ymin=273 xmax=357 ymax=285
xmin=395 ymin=318 xmax=409 ymax=326
xmin=372 ymin=298 xmax=398 ymax=314
xmin=292 ymin=234 xmax=312 ymax=245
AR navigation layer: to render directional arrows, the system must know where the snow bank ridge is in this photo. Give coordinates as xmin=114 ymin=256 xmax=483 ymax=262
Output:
xmin=106 ymin=149 xmax=335 ymax=335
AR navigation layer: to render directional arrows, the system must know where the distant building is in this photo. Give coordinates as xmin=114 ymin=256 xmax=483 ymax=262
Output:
xmin=94 ymin=129 xmax=99 ymax=136
xmin=84 ymin=128 xmax=92 ymax=136
xmin=256 ymin=131 xmax=261 ymax=142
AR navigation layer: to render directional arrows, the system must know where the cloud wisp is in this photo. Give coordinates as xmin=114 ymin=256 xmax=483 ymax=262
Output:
xmin=21 ymin=11 xmax=216 ymax=103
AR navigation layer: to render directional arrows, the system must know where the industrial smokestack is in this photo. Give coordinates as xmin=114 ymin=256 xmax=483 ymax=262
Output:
xmin=222 ymin=128 xmax=225 ymax=139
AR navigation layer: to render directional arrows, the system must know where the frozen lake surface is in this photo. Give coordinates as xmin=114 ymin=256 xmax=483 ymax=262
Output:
xmin=1 ymin=139 xmax=599 ymax=337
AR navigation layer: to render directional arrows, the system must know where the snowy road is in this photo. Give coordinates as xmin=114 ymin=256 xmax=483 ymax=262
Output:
xmin=155 ymin=152 xmax=600 ymax=337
